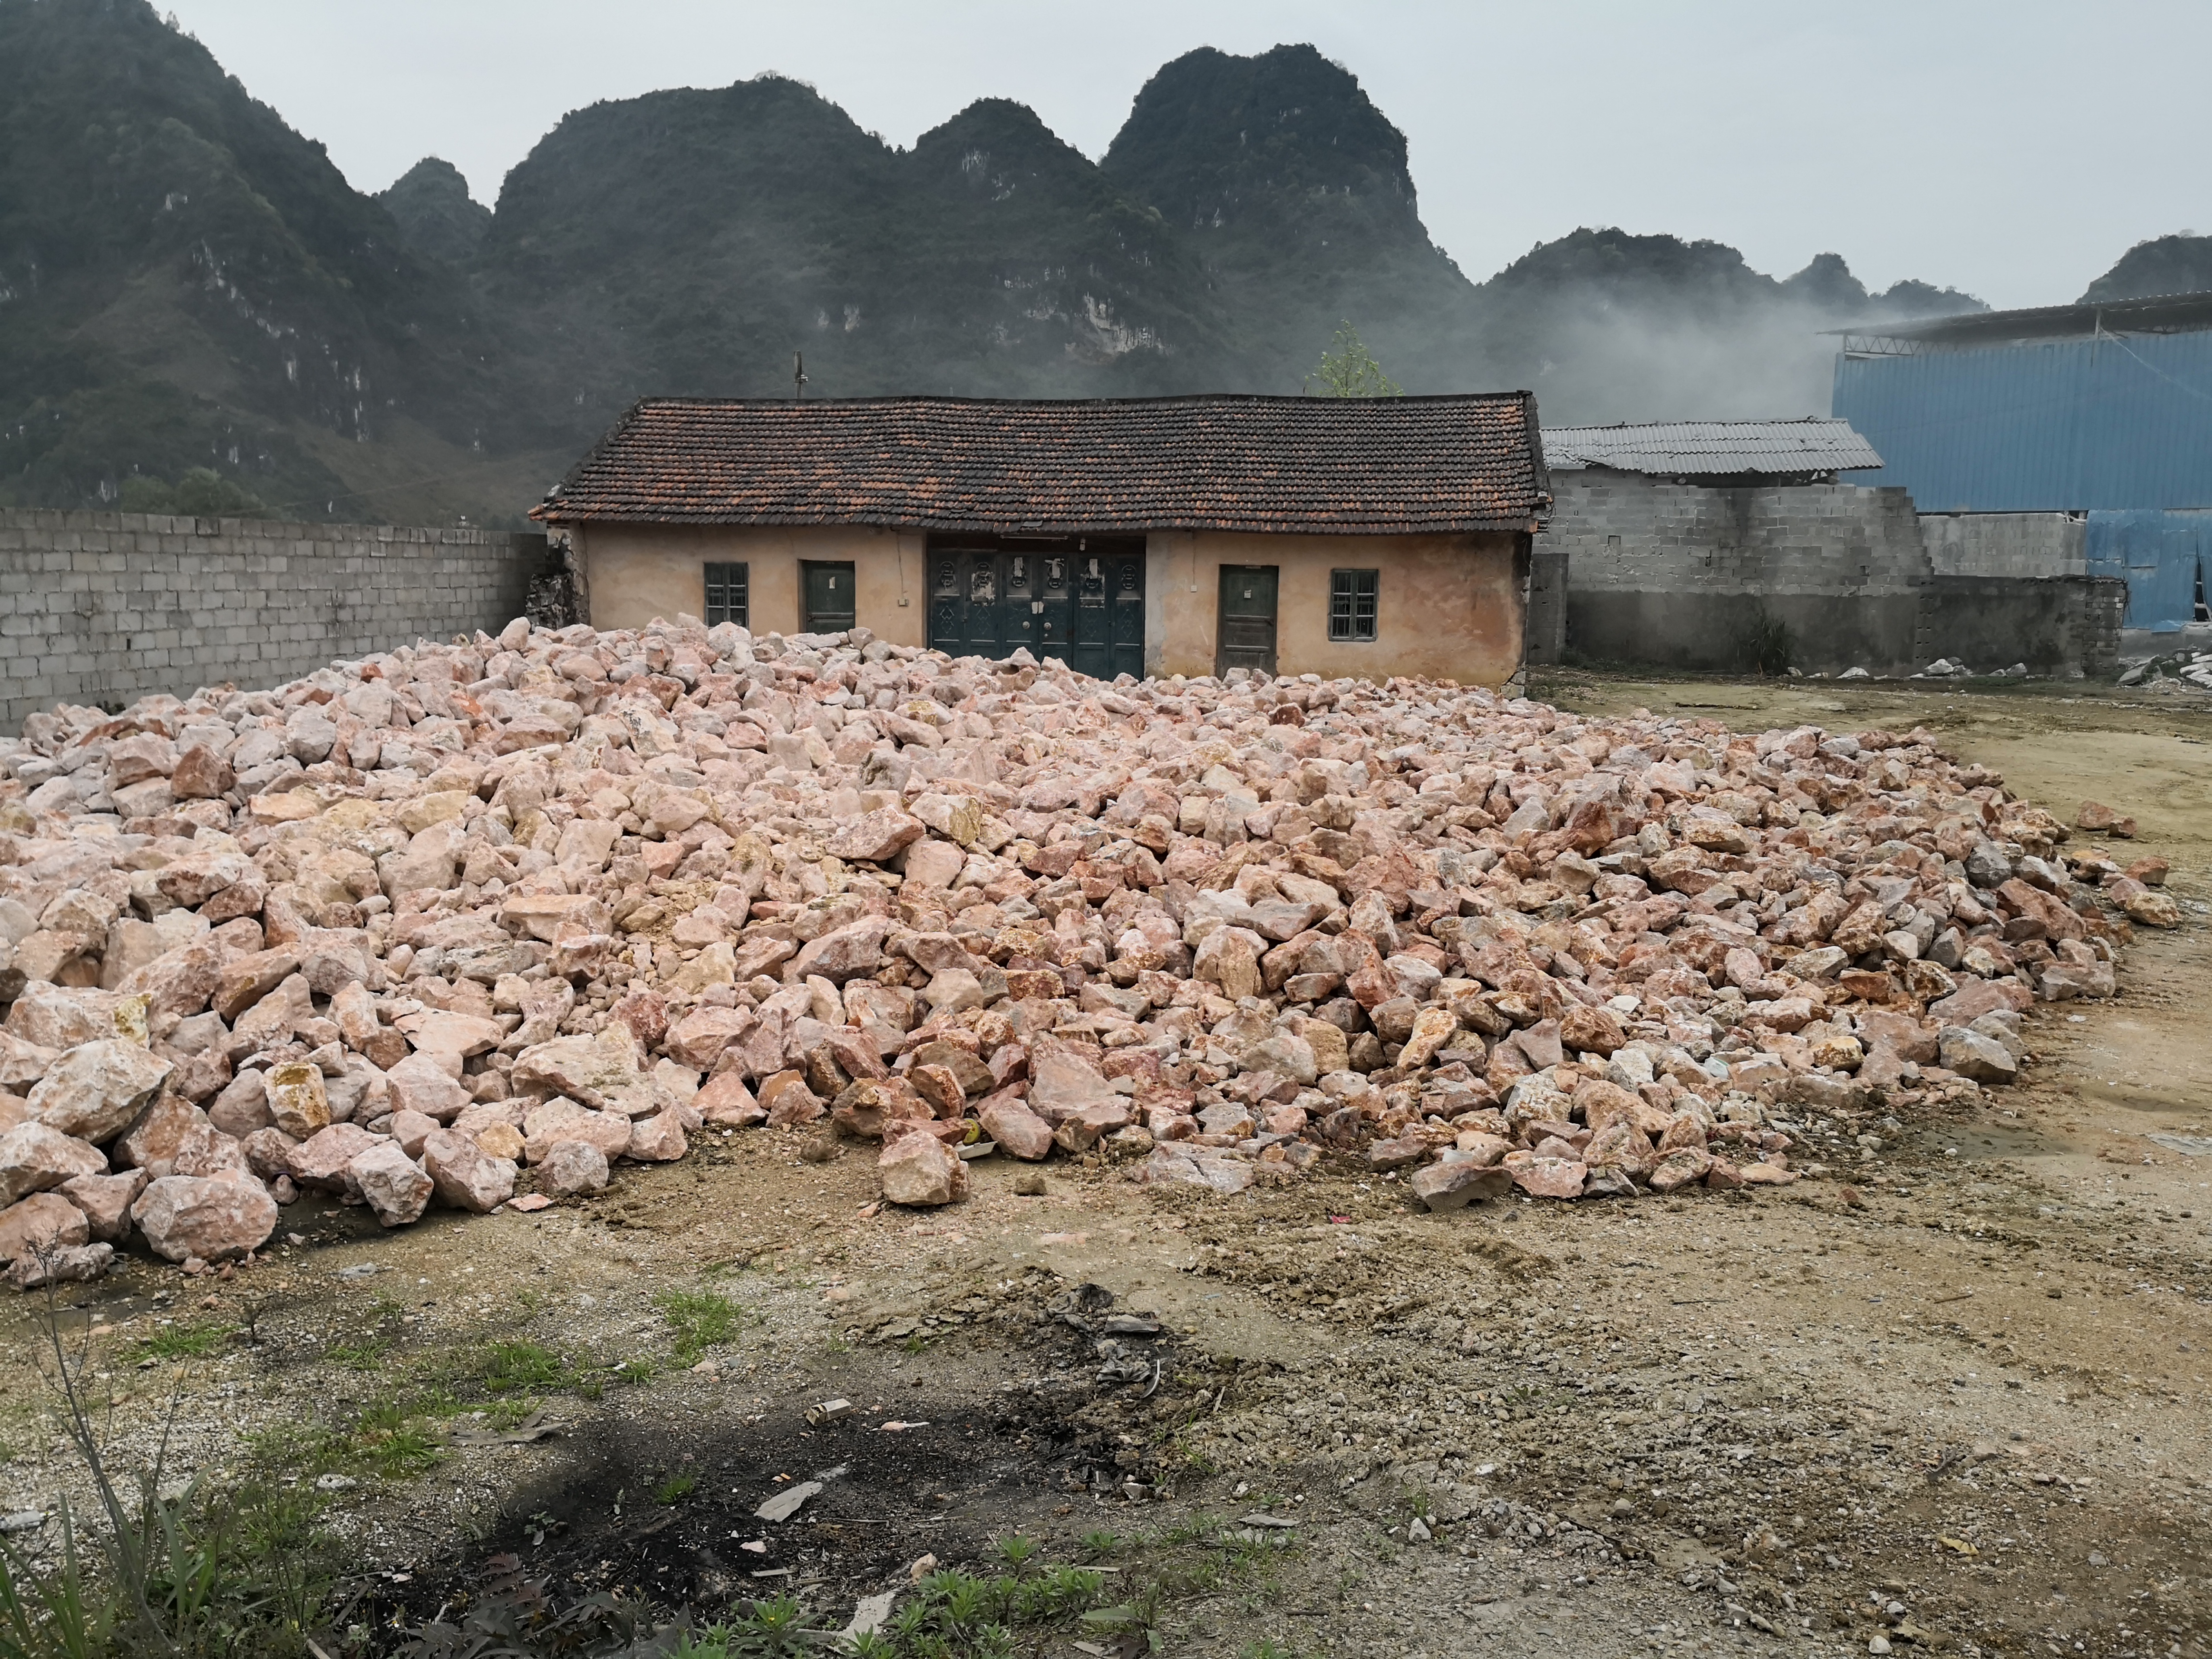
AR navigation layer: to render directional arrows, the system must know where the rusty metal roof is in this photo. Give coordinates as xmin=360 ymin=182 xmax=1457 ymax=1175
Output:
xmin=1542 ymin=418 xmax=1881 ymax=478
xmin=536 ymin=394 xmax=1548 ymax=535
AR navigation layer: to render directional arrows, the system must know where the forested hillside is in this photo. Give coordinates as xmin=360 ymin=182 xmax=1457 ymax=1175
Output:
xmin=1 ymin=3 xmax=1999 ymax=523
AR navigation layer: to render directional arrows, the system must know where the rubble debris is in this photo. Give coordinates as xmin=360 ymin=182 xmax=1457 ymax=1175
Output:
xmin=0 ymin=611 xmax=2161 ymax=1281
xmin=2117 ymin=648 xmax=2212 ymax=692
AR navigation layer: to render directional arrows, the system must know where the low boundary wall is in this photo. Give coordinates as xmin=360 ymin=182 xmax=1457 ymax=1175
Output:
xmin=0 ymin=510 xmax=543 ymax=731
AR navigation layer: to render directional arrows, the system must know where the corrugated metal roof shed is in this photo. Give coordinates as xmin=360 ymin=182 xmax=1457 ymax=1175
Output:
xmin=1832 ymin=290 xmax=2212 ymax=351
xmin=1541 ymin=418 xmax=1882 ymax=477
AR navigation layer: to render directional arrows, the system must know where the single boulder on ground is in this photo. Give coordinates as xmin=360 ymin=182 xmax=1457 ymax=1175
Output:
xmin=349 ymin=1142 xmax=434 ymax=1227
xmin=132 ymin=1174 xmax=278 ymax=1262
xmin=878 ymin=1133 xmax=969 ymax=1207
xmin=541 ymin=1140 xmax=610 ymax=1197
xmin=421 ymin=1128 xmax=517 ymax=1214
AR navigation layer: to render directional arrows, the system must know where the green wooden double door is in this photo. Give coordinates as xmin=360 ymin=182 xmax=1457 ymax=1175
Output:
xmin=927 ymin=534 xmax=1144 ymax=679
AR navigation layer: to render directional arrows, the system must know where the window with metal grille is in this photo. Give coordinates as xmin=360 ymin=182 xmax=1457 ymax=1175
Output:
xmin=1328 ymin=569 xmax=1378 ymax=641
xmin=703 ymin=562 xmax=748 ymax=628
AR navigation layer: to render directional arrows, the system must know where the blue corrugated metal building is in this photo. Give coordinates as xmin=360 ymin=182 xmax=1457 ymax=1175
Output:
xmin=1831 ymin=292 xmax=2212 ymax=629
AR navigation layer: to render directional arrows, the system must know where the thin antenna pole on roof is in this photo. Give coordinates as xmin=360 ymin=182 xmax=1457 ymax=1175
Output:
xmin=794 ymin=353 xmax=807 ymax=400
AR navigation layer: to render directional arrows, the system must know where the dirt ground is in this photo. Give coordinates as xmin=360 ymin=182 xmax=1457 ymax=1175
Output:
xmin=2 ymin=672 xmax=2209 ymax=1659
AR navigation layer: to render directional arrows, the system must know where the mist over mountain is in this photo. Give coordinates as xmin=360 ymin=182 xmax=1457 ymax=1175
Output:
xmin=3 ymin=1 xmax=2016 ymax=524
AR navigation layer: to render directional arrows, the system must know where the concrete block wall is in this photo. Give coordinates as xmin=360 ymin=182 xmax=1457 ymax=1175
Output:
xmin=1536 ymin=472 xmax=2118 ymax=677
xmin=0 ymin=510 xmax=543 ymax=733
xmin=1921 ymin=513 xmax=2087 ymax=579
xmin=1538 ymin=472 xmax=1932 ymax=673
xmin=1918 ymin=575 xmax=2127 ymax=678
xmin=1537 ymin=473 xmax=1930 ymax=600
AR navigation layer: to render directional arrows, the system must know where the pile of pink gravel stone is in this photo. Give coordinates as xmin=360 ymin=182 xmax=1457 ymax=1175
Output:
xmin=0 ymin=613 xmax=2173 ymax=1284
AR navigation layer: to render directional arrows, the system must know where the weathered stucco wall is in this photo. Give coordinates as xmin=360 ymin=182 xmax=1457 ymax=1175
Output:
xmin=1143 ymin=530 xmax=1525 ymax=684
xmin=1920 ymin=513 xmax=2087 ymax=579
xmin=582 ymin=523 xmax=1529 ymax=685
xmin=576 ymin=523 xmax=929 ymax=645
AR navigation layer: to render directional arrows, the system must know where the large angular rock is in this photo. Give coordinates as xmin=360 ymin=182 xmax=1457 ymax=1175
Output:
xmin=113 ymin=1093 xmax=206 ymax=1174
xmin=0 ymin=1122 xmax=107 ymax=1206
xmin=171 ymin=744 xmax=234 ymax=799
xmin=384 ymin=1053 xmax=471 ymax=1124
xmin=877 ymin=1134 xmax=968 ymax=1207
xmin=27 ymin=1040 xmax=172 ymax=1144
xmin=1026 ymin=1048 xmax=1118 ymax=1123
xmin=286 ymin=1123 xmax=380 ymax=1190
xmin=666 ymin=1007 xmax=753 ymax=1070
xmin=1136 ymin=1143 xmax=1254 ymax=1195
xmin=212 ymin=950 xmax=301 ymax=1022
xmin=132 ymin=1175 xmax=278 ymax=1262
xmin=1412 ymin=1157 xmax=1516 ymax=1211
xmin=60 ymin=1170 xmax=148 ymax=1241
xmin=350 ymin=1142 xmax=434 ymax=1227
xmin=207 ymin=1069 xmax=274 ymax=1138
xmin=541 ymin=1139 xmax=610 ymax=1196
xmin=1938 ymin=1026 xmax=2018 ymax=1084
xmin=263 ymin=1061 xmax=332 ymax=1138
xmin=0 ymin=1033 xmax=57 ymax=1092
xmin=625 ymin=1111 xmax=688 ymax=1162
xmin=511 ymin=1028 xmax=644 ymax=1112
xmin=696 ymin=1071 xmax=765 ymax=1127
xmin=790 ymin=917 xmax=892 ymax=984
xmin=825 ymin=807 xmax=925 ymax=863
xmin=7 ymin=1242 xmax=114 ymax=1290
xmin=421 ymin=1128 xmax=517 ymax=1213
xmin=521 ymin=1099 xmax=633 ymax=1165
xmin=0 ymin=1192 xmax=92 ymax=1263
xmin=979 ymin=1093 xmax=1054 ymax=1160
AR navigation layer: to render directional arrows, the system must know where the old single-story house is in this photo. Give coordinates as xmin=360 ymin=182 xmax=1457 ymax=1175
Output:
xmin=531 ymin=393 xmax=1550 ymax=684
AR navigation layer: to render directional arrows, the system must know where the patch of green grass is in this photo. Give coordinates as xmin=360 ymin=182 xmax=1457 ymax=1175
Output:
xmin=134 ymin=1321 xmax=231 ymax=1361
xmin=484 ymin=1396 xmax=541 ymax=1431
xmin=325 ymin=1336 xmax=391 ymax=1370
xmin=346 ymin=1397 xmax=446 ymax=1480
xmin=1080 ymin=1529 xmax=1121 ymax=1560
xmin=652 ymin=1473 xmax=696 ymax=1506
xmin=656 ymin=1288 xmax=741 ymax=1365
xmin=480 ymin=1340 xmax=568 ymax=1395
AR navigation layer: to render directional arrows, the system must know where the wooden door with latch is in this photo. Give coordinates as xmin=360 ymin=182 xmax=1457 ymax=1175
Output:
xmin=1215 ymin=565 xmax=1278 ymax=677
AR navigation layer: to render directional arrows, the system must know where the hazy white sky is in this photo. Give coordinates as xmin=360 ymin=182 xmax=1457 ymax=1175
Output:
xmin=171 ymin=0 xmax=2209 ymax=311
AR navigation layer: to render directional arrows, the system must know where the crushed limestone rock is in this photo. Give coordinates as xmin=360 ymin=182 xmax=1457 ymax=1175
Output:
xmin=0 ymin=612 xmax=2155 ymax=1277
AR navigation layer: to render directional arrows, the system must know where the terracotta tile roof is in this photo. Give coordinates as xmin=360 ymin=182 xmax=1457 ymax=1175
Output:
xmin=535 ymin=394 xmax=1548 ymax=535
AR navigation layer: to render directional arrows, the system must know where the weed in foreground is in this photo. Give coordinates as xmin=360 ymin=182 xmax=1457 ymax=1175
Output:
xmin=655 ymin=1289 xmax=741 ymax=1366
xmin=133 ymin=1321 xmax=232 ymax=1362
xmin=0 ymin=1290 xmax=341 ymax=1659
xmin=480 ymin=1340 xmax=569 ymax=1395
